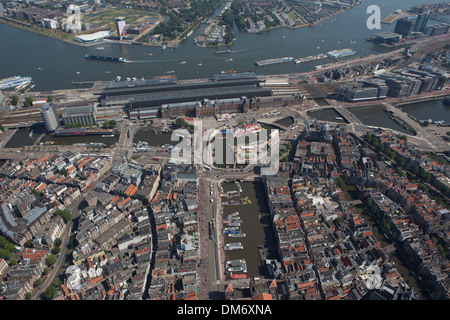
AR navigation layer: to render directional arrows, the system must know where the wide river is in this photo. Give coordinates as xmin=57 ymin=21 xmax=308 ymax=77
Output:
xmin=0 ymin=0 xmax=444 ymax=91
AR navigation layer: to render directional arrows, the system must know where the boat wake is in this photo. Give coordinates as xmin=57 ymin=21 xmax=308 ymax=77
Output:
xmin=129 ymin=59 xmax=179 ymax=63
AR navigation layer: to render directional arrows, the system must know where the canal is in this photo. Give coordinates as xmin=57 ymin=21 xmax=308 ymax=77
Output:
xmin=274 ymin=116 xmax=294 ymax=128
xmin=396 ymin=99 xmax=450 ymax=123
xmin=308 ymin=105 xmax=414 ymax=134
xmin=5 ymin=128 xmax=41 ymax=148
xmin=133 ymin=127 xmax=176 ymax=146
xmin=38 ymin=132 xmax=119 ymax=146
xmin=221 ymin=181 xmax=278 ymax=278
xmin=308 ymin=108 xmax=348 ymax=124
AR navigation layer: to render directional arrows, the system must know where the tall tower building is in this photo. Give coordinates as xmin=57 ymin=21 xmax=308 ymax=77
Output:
xmin=414 ymin=12 xmax=430 ymax=32
xmin=394 ymin=18 xmax=415 ymax=38
xmin=40 ymin=103 xmax=59 ymax=132
xmin=116 ymin=18 xmax=126 ymax=40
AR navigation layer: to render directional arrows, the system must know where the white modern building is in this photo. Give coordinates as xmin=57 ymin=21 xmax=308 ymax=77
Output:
xmin=40 ymin=103 xmax=60 ymax=132
xmin=74 ymin=30 xmax=111 ymax=43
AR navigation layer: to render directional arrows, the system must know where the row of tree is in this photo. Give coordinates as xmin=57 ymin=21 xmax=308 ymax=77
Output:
xmin=10 ymin=95 xmax=54 ymax=107
xmin=364 ymin=133 xmax=449 ymax=195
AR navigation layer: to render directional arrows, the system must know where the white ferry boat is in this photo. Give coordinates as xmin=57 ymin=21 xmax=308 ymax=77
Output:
xmin=228 ymin=266 xmax=243 ymax=272
xmin=227 ymin=259 xmax=245 ymax=265
xmin=235 ymin=181 xmax=242 ymax=193
xmin=225 ymin=242 xmax=244 ymax=251
xmin=228 ymin=233 xmax=246 ymax=238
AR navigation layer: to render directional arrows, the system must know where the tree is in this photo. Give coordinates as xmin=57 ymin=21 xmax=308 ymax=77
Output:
xmin=34 ymin=278 xmax=41 ymax=287
xmin=103 ymin=120 xmax=110 ymax=129
xmin=47 ymin=254 xmax=57 ymax=266
xmin=175 ymin=118 xmax=186 ymax=128
xmin=47 ymin=95 xmax=54 ymax=102
xmin=44 ymin=285 xmax=56 ymax=299
xmin=336 ymin=177 xmax=345 ymax=191
xmin=11 ymin=95 xmax=19 ymax=106
xmin=54 ymin=238 xmax=62 ymax=247
xmin=439 ymin=185 xmax=449 ymax=195
xmin=23 ymin=97 xmax=34 ymax=108
xmin=395 ymin=167 xmax=406 ymax=177
xmin=24 ymin=239 xmax=33 ymax=248
xmin=51 ymin=246 xmax=60 ymax=255
xmin=0 ymin=236 xmax=15 ymax=259
xmin=54 ymin=278 xmax=63 ymax=287
xmin=54 ymin=209 xmax=71 ymax=223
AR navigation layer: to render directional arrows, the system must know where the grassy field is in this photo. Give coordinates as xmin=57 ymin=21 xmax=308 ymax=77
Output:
xmin=84 ymin=8 xmax=159 ymax=29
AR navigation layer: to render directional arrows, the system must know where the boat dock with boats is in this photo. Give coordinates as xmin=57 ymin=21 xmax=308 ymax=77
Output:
xmin=226 ymin=259 xmax=247 ymax=273
xmin=0 ymin=76 xmax=33 ymax=91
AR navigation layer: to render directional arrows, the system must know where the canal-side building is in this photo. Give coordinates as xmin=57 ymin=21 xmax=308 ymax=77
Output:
xmin=335 ymin=80 xmax=388 ymax=102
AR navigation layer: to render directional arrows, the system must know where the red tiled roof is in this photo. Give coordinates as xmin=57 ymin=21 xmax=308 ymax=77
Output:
xmin=253 ymin=293 xmax=272 ymax=300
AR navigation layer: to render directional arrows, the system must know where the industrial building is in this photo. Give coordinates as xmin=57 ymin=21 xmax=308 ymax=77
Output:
xmin=62 ymin=105 xmax=97 ymax=127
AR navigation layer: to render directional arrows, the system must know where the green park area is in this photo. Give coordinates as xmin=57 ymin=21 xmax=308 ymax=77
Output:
xmin=83 ymin=8 xmax=160 ymax=30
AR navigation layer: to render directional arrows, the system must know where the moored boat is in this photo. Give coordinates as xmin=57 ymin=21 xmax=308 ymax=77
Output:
xmin=228 ymin=233 xmax=246 ymax=237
